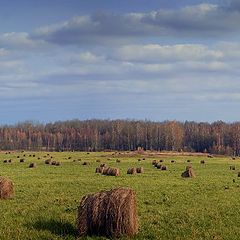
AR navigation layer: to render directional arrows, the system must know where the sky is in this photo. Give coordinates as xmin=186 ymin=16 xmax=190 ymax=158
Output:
xmin=1 ymin=0 xmax=240 ymax=124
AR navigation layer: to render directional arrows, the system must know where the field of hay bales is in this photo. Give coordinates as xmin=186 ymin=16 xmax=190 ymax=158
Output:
xmin=0 ymin=151 xmax=240 ymax=240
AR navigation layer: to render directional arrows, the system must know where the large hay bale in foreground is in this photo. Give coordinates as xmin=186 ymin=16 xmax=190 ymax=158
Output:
xmin=127 ymin=168 xmax=137 ymax=175
xmin=181 ymin=166 xmax=195 ymax=178
xmin=0 ymin=177 xmax=14 ymax=200
xmin=102 ymin=167 xmax=120 ymax=176
xmin=77 ymin=188 xmax=138 ymax=238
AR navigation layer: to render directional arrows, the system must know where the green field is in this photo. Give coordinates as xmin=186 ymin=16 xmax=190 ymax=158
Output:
xmin=0 ymin=151 xmax=240 ymax=240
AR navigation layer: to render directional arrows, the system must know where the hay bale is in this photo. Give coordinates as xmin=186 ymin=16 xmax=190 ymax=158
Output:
xmin=187 ymin=160 xmax=191 ymax=163
xmin=17 ymin=156 xmax=20 ymax=158
xmin=29 ymin=163 xmax=36 ymax=168
xmin=161 ymin=165 xmax=167 ymax=170
xmin=127 ymin=168 xmax=137 ymax=175
xmin=38 ymin=157 xmax=41 ymax=160
xmin=55 ymin=161 xmax=61 ymax=166
xmin=96 ymin=160 xmax=101 ymax=163
xmin=238 ymin=172 xmax=240 ymax=177
xmin=181 ymin=166 xmax=195 ymax=178
xmin=0 ymin=177 xmax=14 ymax=200
xmin=82 ymin=162 xmax=89 ymax=166
xmin=200 ymin=160 xmax=205 ymax=164
xmin=51 ymin=161 xmax=56 ymax=165
xmin=116 ymin=159 xmax=121 ymax=163
xmin=102 ymin=167 xmax=120 ymax=176
xmin=136 ymin=167 xmax=144 ymax=173
xmin=45 ymin=159 xmax=51 ymax=164
xmin=76 ymin=187 xmax=138 ymax=238
xmin=171 ymin=160 xmax=175 ymax=163
xmin=159 ymin=160 xmax=164 ymax=163
xmin=8 ymin=159 xmax=12 ymax=163
xmin=20 ymin=159 xmax=25 ymax=163
xmin=207 ymin=154 xmax=213 ymax=158
xmin=3 ymin=160 xmax=7 ymax=163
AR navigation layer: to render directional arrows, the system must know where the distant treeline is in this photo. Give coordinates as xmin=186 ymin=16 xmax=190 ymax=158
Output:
xmin=0 ymin=120 xmax=239 ymax=155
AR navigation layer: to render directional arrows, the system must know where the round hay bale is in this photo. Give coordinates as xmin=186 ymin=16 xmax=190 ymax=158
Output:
xmin=33 ymin=154 xmax=36 ymax=157
xmin=171 ymin=160 xmax=175 ymax=163
xmin=187 ymin=160 xmax=191 ymax=163
xmin=116 ymin=159 xmax=121 ymax=163
xmin=230 ymin=165 xmax=236 ymax=170
xmin=29 ymin=163 xmax=36 ymax=168
xmin=38 ymin=157 xmax=41 ymax=160
xmin=55 ymin=161 xmax=61 ymax=166
xmin=3 ymin=160 xmax=7 ymax=163
xmin=159 ymin=159 xmax=164 ymax=163
xmin=136 ymin=167 xmax=144 ymax=173
xmin=0 ymin=177 xmax=14 ymax=200
xmin=181 ymin=166 xmax=195 ymax=178
xmin=96 ymin=160 xmax=101 ymax=163
xmin=45 ymin=159 xmax=51 ymax=164
xmin=238 ymin=172 xmax=240 ymax=177
xmin=20 ymin=159 xmax=25 ymax=163
xmin=29 ymin=155 xmax=32 ymax=157
xmin=200 ymin=160 xmax=205 ymax=164
xmin=76 ymin=187 xmax=138 ymax=238
xmin=82 ymin=162 xmax=89 ymax=166
xmin=161 ymin=165 xmax=167 ymax=170
xmin=127 ymin=168 xmax=137 ymax=175
xmin=102 ymin=167 xmax=110 ymax=175
xmin=8 ymin=159 xmax=12 ymax=163
xmin=17 ymin=156 xmax=20 ymax=158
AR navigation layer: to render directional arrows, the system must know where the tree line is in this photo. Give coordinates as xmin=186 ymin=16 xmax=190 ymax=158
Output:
xmin=0 ymin=119 xmax=239 ymax=155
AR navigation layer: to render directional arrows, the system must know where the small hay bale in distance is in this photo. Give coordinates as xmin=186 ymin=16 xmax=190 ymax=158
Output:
xmin=116 ymin=159 xmax=121 ymax=163
xmin=187 ymin=160 xmax=191 ymax=163
xmin=136 ymin=167 xmax=144 ymax=173
xmin=3 ymin=160 xmax=7 ymax=163
xmin=76 ymin=187 xmax=138 ymax=238
xmin=0 ymin=177 xmax=14 ymax=200
xmin=20 ymin=159 xmax=25 ymax=163
xmin=82 ymin=162 xmax=89 ymax=166
xmin=55 ymin=161 xmax=61 ymax=166
xmin=159 ymin=159 xmax=164 ymax=163
xmin=171 ymin=160 xmax=175 ymax=163
xmin=181 ymin=166 xmax=195 ymax=178
xmin=127 ymin=167 xmax=137 ymax=175
xmin=238 ymin=172 xmax=240 ymax=177
xmin=17 ymin=156 xmax=20 ymax=158
xmin=51 ymin=161 xmax=56 ymax=165
xmin=8 ymin=159 xmax=12 ymax=163
xmin=200 ymin=160 xmax=205 ymax=164
xmin=29 ymin=163 xmax=36 ymax=168
xmin=96 ymin=159 xmax=101 ymax=163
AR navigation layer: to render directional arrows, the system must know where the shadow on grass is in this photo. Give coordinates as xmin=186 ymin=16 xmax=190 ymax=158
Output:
xmin=28 ymin=218 xmax=77 ymax=237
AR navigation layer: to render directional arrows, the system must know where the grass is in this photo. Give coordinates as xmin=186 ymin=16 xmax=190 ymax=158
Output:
xmin=0 ymin=151 xmax=240 ymax=240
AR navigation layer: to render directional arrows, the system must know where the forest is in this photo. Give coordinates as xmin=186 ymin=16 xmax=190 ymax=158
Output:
xmin=0 ymin=119 xmax=239 ymax=155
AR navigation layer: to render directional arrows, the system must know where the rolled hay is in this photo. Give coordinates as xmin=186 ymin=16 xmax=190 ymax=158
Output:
xmin=200 ymin=160 xmax=205 ymax=164
xmin=127 ymin=168 xmax=137 ymax=175
xmin=8 ymin=159 xmax=12 ymax=163
xmin=0 ymin=177 xmax=14 ymax=200
xmin=3 ymin=160 xmax=7 ymax=163
xmin=38 ymin=157 xmax=41 ymax=160
xmin=76 ymin=187 xmax=138 ymax=238
xmin=82 ymin=162 xmax=89 ymax=166
xmin=20 ymin=159 xmax=25 ymax=163
xmin=17 ymin=156 xmax=20 ymax=158
xmin=136 ymin=167 xmax=144 ymax=173
xmin=29 ymin=163 xmax=36 ymax=168
xmin=181 ymin=166 xmax=195 ymax=178
xmin=102 ymin=167 xmax=110 ymax=175
xmin=116 ymin=159 xmax=121 ymax=163
xmin=96 ymin=160 xmax=101 ymax=163
xmin=159 ymin=160 xmax=164 ymax=163
xmin=55 ymin=161 xmax=61 ymax=166
xmin=171 ymin=160 xmax=175 ymax=163
xmin=102 ymin=167 xmax=120 ymax=176
xmin=238 ymin=172 xmax=240 ymax=177
xmin=51 ymin=161 xmax=57 ymax=166
xmin=45 ymin=159 xmax=51 ymax=164
xmin=187 ymin=160 xmax=191 ymax=163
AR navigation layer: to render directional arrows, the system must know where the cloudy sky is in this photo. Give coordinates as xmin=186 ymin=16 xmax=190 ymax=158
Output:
xmin=1 ymin=0 xmax=240 ymax=124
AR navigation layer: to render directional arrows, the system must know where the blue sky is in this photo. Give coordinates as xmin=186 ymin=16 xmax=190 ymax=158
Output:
xmin=0 ymin=0 xmax=240 ymax=124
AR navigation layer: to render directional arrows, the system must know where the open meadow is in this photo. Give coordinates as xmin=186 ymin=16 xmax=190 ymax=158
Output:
xmin=0 ymin=151 xmax=240 ymax=240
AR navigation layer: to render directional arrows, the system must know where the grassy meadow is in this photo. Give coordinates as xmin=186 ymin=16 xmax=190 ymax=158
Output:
xmin=0 ymin=151 xmax=240 ymax=240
